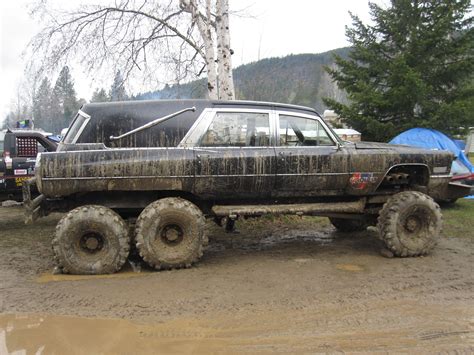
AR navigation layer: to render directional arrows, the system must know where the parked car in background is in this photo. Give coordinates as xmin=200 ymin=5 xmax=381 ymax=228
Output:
xmin=0 ymin=129 xmax=57 ymax=202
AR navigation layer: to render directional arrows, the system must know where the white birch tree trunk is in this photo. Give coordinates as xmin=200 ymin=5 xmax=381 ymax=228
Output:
xmin=180 ymin=0 xmax=218 ymax=100
xmin=202 ymin=0 xmax=218 ymax=100
xmin=216 ymin=0 xmax=235 ymax=100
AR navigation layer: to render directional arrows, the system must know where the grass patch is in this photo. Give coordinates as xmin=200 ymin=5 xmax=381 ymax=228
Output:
xmin=441 ymin=199 xmax=474 ymax=238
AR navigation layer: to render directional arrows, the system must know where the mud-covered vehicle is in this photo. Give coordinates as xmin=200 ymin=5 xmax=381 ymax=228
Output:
xmin=0 ymin=129 xmax=57 ymax=202
xmin=23 ymin=100 xmax=470 ymax=274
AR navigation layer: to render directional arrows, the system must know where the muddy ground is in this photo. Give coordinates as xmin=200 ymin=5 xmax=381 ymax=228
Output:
xmin=0 ymin=203 xmax=473 ymax=354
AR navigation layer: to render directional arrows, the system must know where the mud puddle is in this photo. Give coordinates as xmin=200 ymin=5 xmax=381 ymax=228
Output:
xmin=36 ymin=262 xmax=149 ymax=283
xmin=0 ymin=313 xmax=225 ymax=354
xmin=206 ymin=228 xmax=336 ymax=253
xmin=1 ymin=303 xmax=472 ymax=355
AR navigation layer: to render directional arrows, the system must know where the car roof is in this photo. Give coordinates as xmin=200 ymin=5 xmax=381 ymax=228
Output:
xmin=81 ymin=99 xmax=320 ymax=116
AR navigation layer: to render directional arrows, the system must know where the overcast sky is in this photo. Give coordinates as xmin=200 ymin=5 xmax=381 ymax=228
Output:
xmin=0 ymin=0 xmax=380 ymax=120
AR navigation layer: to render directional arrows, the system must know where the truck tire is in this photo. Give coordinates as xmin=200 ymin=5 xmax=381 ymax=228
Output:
xmin=135 ymin=197 xmax=207 ymax=270
xmin=377 ymin=191 xmax=442 ymax=257
xmin=53 ymin=205 xmax=130 ymax=274
xmin=329 ymin=217 xmax=368 ymax=232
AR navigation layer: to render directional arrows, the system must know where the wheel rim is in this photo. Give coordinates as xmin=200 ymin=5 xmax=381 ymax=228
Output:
xmin=404 ymin=215 xmax=421 ymax=233
xmin=79 ymin=232 xmax=105 ymax=254
xmin=160 ymin=224 xmax=184 ymax=246
xmin=397 ymin=206 xmax=434 ymax=249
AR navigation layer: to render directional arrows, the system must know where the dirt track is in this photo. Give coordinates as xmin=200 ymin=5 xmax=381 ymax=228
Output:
xmin=0 ymin=205 xmax=473 ymax=353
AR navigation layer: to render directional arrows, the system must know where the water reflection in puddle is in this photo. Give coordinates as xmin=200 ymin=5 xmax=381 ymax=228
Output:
xmin=0 ymin=313 xmax=226 ymax=354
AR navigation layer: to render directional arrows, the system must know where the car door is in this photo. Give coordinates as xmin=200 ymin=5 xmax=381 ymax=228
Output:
xmin=273 ymin=112 xmax=350 ymax=197
xmin=190 ymin=109 xmax=276 ymax=200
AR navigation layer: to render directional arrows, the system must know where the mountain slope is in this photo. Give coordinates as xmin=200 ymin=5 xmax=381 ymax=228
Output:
xmin=135 ymin=47 xmax=350 ymax=113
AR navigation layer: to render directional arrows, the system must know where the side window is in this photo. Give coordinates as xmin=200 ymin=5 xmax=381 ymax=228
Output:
xmin=279 ymin=115 xmax=334 ymax=146
xmin=199 ymin=112 xmax=271 ymax=147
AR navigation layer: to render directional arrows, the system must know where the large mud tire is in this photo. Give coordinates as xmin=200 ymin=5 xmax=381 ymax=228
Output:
xmin=329 ymin=217 xmax=368 ymax=232
xmin=377 ymin=191 xmax=442 ymax=257
xmin=135 ymin=197 xmax=206 ymax=270
xmin=53 ymin=205 xmax=130 ymax=274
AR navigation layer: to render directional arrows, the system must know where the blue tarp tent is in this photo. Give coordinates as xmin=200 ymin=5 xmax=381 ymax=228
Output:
xmin=389 ymin=128 xmax=474 ymax=173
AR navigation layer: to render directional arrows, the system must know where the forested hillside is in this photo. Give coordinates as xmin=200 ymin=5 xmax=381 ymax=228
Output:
xmin=135 ymin=48 xmax=350 ymax=113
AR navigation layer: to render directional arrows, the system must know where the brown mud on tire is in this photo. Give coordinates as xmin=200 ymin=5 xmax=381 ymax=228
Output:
xmin=53 ymin=205 xmax=130 ymax=274
xmin=377 ymin=191 xmax=442 ymax=256
xmin=135 ymin=197 xmax=207 ymax=270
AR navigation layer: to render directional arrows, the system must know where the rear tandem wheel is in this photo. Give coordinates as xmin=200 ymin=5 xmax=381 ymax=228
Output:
xmin=135 ymin=197 xmax=207 ymax=270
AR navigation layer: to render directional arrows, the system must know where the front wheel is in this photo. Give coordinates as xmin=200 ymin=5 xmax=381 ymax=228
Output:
xmin=377 ymin=191 xmax=442 ymax=257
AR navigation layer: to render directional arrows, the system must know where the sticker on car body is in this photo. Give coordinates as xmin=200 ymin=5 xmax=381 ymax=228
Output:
xmin=349 ymin=172 xmax=378 ymax=190
xmin=14 ymin=169 xmax=28 ymax=175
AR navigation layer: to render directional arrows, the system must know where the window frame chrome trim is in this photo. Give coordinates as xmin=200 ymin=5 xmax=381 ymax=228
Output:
xmin=64 ymin=110 xmax=92 ymax=144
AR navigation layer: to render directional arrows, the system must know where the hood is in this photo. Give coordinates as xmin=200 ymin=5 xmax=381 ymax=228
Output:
xmin=354 ymin=141 xmax=447 ymax=154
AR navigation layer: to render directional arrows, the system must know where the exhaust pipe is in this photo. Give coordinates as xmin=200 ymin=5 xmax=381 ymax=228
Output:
xmin=385 ymin=173 xmax=410 ymax=183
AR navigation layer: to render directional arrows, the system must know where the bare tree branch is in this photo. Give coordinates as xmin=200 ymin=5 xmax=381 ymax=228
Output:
xmin=28 ymin=0 xmax=236 ymax=100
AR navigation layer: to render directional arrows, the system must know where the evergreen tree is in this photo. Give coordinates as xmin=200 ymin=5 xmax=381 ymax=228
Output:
xmin=33 ymin=78 xmax=53 ymax=131
xmin=2 ymin=112 xmax=16 ymax=130
xmin=91 ymin=88 xmax=109 ymax=102
xmin=109 ymin=71 xmax=128 ymax=101
xmin=78 ymin=98 xmax=87 ymax=108
xmin=52 ymin=66 xmax=79 ymax=131
xmin=324 ymin=0 xmax=474 ymax=142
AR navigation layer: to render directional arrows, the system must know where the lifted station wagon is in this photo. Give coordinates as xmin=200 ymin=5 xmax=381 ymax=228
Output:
xmin=23 ymin=100 xmax=470 ymax=274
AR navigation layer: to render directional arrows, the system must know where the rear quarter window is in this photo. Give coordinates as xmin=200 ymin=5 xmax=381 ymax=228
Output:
xmin=78 ymin=111 xmax=196 ymax=148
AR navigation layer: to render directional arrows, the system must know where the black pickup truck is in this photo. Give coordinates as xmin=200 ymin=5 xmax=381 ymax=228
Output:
xmin=0 ymin=129 xmax=57 ymax=202
xmin=23 ymin=100 xmax=470 ymax=274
